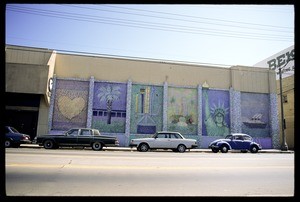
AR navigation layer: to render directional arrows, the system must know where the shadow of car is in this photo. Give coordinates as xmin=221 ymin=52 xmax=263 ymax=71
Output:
xmin=129 ymin=131 xmax=198 ymax=153
xmin=208 ymin=133 xmax=262 ymax=153
xmin=5 ymin=126 xmax=32 ymax=148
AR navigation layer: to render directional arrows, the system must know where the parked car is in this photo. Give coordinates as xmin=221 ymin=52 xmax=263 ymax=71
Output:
xmin=5 ymin=126 xmax=32 ymax=148
xmin=129 ymin=131 xmax=198 ymax=153
xmin=208 ymin=133 xmax=262 ymax=153
xmin=34 ymin=128 xmax=119 ymax=151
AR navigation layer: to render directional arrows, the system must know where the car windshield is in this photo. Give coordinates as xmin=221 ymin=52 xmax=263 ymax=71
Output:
xmin=10 ymin=127 xmax=19 ymax=133
xmin=225 ymin=135 xmax=232 ymax=139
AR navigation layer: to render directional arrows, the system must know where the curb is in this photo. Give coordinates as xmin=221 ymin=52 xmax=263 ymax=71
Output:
xmin=18 ymin=144 xmax=294 ymax=153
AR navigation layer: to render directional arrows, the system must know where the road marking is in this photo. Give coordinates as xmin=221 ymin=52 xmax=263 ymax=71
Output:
xmin=6 ymin=163 xmax=294 ymax=170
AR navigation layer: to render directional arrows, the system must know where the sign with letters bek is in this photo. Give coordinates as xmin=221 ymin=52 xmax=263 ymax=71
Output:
xmin=253 ymin=45 xmax=294 ymax=80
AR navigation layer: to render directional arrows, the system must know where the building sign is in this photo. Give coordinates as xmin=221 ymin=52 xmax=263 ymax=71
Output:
xmin=253 ymin=45 xmax=294 ymax=80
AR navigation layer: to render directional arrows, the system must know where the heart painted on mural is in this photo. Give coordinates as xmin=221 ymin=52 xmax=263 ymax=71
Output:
xmin=58 ymin=96 xmax=85 ymax=120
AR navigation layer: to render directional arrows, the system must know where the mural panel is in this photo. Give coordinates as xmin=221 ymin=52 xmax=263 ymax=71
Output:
xmin=202 ymin=89 xmax=230 ymax=137
xmin=130 ymin=85 xmax=163 ymax=134
xmin=241 ymin=92 xmax=270 ymax=137
xmin=92 ymin=82 xmax=127 ymax=133
xmin=167 ymin=87 xmax=197 ymax=135
xmin=52 ymin=79 xmax=89 ymax=130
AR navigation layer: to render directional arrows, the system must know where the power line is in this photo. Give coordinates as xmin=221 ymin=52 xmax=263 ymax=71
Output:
xmin=6 ymin=5 xmax=294 ymax=42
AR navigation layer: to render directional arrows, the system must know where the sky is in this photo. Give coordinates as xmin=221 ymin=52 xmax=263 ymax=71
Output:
xmin=5 ymin=4 xmax=294 ymax=67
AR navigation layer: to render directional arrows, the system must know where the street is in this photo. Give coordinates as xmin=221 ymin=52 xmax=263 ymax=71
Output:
xmin=5 ymin=147 xmax=294 ymax=197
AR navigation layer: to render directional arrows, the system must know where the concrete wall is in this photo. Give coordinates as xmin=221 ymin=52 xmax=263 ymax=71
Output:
xmin=277 ymin=75 xmax=294 ymax=149
xmin=54 ymin=53 xmax=276 ymax=93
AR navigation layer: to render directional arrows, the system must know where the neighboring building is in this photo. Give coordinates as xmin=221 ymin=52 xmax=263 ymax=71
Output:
xmin=254 ymin=45 xmax=294 ymax=150
xmin=5 ymin=44 xmax=280 ymax=149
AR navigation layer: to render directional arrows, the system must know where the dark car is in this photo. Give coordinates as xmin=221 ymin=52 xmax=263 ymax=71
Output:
xmin=208 ymin=133 xmax=262 ymax=153
xmin=34 ymin=128 xmax=119 ymax=151
xmin=5 ymin=126 xmax=32 ymax=148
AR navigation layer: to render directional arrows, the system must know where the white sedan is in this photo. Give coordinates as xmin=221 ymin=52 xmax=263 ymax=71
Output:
xmin=129 ymin=131 xmax=198 ymax=153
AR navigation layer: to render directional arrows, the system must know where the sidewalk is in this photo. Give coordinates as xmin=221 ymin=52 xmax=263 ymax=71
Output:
xmin=19 ymin=144 xmax=294 ymax=153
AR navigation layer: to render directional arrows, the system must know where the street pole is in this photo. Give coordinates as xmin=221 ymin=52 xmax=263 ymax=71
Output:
xmin=279 ymin=67 xmax=288 ymax=151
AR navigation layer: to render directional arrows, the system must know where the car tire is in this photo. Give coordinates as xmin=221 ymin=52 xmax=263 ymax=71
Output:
xmin=212 ymin=148 xmax=219 ymax=153
xmin=220 ymin=145 xmax=229 ymax=153
xmin=138 ymin=143 xmax=149 ymax=152
xmin=250 ymin=145 xmax=259 ymax=153
xmin=5 ymin=140 xmax=12 ymax=148
xmin=177 ymin=144 xmax=186 ymax=153
xmin=92 ymin=142 xmax=103 ymax=151
xmin=43 ymin=140 xmax=55 ymax=149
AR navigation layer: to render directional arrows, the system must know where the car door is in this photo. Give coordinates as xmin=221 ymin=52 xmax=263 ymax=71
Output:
xmin=77 ymin=129 xmax=93 ymax=146
xmin=58 ymin=129 xmax=79 ymax=146
xmin=168 ymin=133 xmax=181 ymax=148
xmin=152 ymin=133 xmax=169 ymax=148
xmin=230 ymin=135 xmax=248 ymax=150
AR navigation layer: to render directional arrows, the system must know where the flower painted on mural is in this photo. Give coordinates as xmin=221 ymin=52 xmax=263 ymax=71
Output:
xmin=58 ymin=96 xmax=86 ymax=120
xmin=97 ymin=85 xmax=121 ymax=124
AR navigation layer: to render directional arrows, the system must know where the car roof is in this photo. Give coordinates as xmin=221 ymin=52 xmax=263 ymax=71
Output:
xmin=231 ymin=133 xmax=250 ymax=136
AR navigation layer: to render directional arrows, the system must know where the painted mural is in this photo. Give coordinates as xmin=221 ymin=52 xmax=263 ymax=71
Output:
xmin=241 ymin=92 xmax=270 ymax=137
xmin=167 ymin=87 xmax=197 ymax=135
xmin=130 ymin=84 xmax=163 ymax=134
xmin=92 ymin=82 xmax=127 ymax=133
xmin=52 ymin=79 xmax=89 ymax=130
xmin=202 ymin=89 xmax=230 ymax=137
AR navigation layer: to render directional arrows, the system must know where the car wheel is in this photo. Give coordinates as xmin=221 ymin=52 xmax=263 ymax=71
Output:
xmin=212 ymin=148 xmax=219 ymax=153
xmin=5 ymin=140 xmax=12 ymax=148
xmin=138 ymin=143 xmax=149 ymax=152
xmin=92 ymin=142 xmax=103 ymax=151
xmin=220 ymin=145 xmax=229 ymax=153
xmin=177 ymin=144 xmax=186 ymax=153
xmin=250 ymin=145 xmax=259 ymax=153
xmin=43 ymin=140 xmax=55 ymax=149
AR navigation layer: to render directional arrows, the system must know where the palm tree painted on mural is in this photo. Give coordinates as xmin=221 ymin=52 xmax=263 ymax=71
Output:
xmin=98 ymin=85 xmax=121 ymax=124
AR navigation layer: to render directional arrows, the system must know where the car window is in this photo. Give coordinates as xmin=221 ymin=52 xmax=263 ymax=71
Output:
xmin=225 ymin=135 xmax=232 ymax=139
xmin=170 ymin=134 xmax=179 ymax=139
xmin=235 ymin=136 xmax=243 ymax=140
xmin=244 ymin=136 xmax=251 ymax=141
xmin=68 ymin=129 xmax=79 ymax=136
xmin=81 ymin=130 xmax=91 ymax=136
xmin=10 ymin=127 xmax=19 ymax=133
xmin=94 ymin=130 xmax=100 ymax=136
xmin=157 ymin=134 xmax=167 ymax=138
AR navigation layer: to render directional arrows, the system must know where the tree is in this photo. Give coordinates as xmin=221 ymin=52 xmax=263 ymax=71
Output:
xmin=98 ymin=85 xmax=121 ymax=124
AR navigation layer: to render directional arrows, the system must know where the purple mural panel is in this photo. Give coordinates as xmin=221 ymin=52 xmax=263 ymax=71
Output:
xmin=52 ymin=79 xmax=89 ymax=130
xmin=92 ymin=82 xmax=127 ymax=133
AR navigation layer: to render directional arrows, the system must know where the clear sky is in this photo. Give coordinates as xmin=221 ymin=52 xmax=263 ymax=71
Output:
xmin=5 ymin=4 xmax=294 ymax=67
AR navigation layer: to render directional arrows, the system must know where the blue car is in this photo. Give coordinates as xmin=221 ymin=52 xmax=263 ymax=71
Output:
xmin=208 ymin=133 xmax=262 ymax=153
xmin=5 ymin=126 xmax=32 ymax=148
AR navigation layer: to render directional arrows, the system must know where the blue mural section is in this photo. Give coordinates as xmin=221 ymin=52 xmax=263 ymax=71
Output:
xmin=52 ymin=79 xmax=89 ymax=130
xmin=202 ymin=89 xmax=230 ymax=137
xmin=92 ymin=82 xmax=127 ymax=133
xmin=241 ymin=92 xmax=270 ymax=137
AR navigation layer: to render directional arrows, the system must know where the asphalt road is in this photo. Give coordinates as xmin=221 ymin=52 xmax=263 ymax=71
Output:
xmin=4 ymin=147 xmax=294 ymax=197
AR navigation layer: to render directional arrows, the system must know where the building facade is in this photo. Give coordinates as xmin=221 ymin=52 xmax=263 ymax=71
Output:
xmin=5 ymin=45 xmax=281 ymax=149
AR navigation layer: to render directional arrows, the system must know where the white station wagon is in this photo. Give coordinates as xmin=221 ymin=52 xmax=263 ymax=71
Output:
xmin=129 ymin=131 xmax=198 ymax=153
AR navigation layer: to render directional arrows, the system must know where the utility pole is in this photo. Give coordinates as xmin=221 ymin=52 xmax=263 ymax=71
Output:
xmin=279 ymin=67 xmax=288 ymax=151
